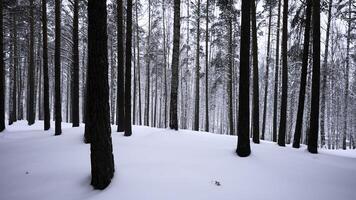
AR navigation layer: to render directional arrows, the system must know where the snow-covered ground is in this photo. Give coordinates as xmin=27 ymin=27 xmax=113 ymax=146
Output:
xmin=0 ymin=121 xmax=355 ymax=200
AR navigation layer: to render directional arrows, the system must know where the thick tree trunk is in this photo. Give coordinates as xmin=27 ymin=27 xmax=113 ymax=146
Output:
xmin=116 ymin=0 xmax=125 ymax=132
xmin=261 ymin=2 xmax=272 ymax=140
xmin=0 ymin=0 xmax=4 ymax=132
xmin=272 ymin=0 xmax=281 ymax=142
xmin=236 ymin=0 xmax=251 ymax=157
xmin=71 ymin=0 xmax=80 ymax=127
xmin=169 ymin=0 xmax=181 ymax=130
xmin=308 ymin=0 xmax=320 ymax=154
xmin=125 ymin=0 xmax=133 ymax=136
xmin=251 ymin=0 xmax=259 ymax=144
xmin=277 ymin=0 xmax=288 ymax=147
xmin=86 ymin=0 xmax=115 ymax=189
xmin=292 ymin=0 xmax=311 ymax=148
xmin=28 ymin=0 xmax=36 ymax=125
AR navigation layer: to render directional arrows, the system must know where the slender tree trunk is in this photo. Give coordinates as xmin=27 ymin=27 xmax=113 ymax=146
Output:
xmin=272 ymin=0 xmax=281 ymax=142
xmin=261 ymin=2 xmax=272 ymax=140
xmin=236 ymin=0 xmax=251 ymax=157
xmin=135 ymin=1 xmax=142 ymax=125
xmin=343 ymin=0 xmax=351 ymax=150
xmin=86 ymin=0 xmax=114 ymax=189
xmin=169 ymin=0 xmax=181 ymax=130
xmin=54 ymin=0 xmax=62 ymax=135
xmin=251 ymin=0 xmax=260 ymax=143
xmin=228 ymin=15 xmax=233 ymax=135
xmin=277 ymin=0 xmax=288 ymax=146
xmin=125 ymin=0 xmax=133 ymax=136
xmin=110 ymin=37 xmax=116 ymax=124
xmin=28 ymin=0 xmax=36 ymax=125
xmin=163 ymin=0 xmax=168 ymax=128
xmin=71 ymin=0 xmax=80 ymax=127
xmin=133 ymin=32 xmax=136 ymax=125
xmin=193 ymin=0 xmax=201 ymax=131
xmin=0 ymin=0 xmax=4 ymax=132
xmin=144 ymin=0 xmax=151 ymax=126
xmin=205 ymin=0 xmax=209 ymax=132
xmin=292 ymin=0 xmax=311 ymax=148
xmin=116 ymin=0 xmax=125 ymax=131
xmin=308 ymin=0 xmax=320 ymax=153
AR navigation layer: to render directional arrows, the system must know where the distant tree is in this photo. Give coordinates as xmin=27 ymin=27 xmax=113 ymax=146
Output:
xmin=169 ymin=0 xmax=180 ymax=130
xmin=0 ymin=0 xmax=4 ymax=132
xmin=86 ymin=0 xmax=115 ymax=189
xmin=204 ymin=0 xmax=209 ymax=132
xmin=116 ymin=0 xmax=125 ymax=132
xmin=308 ymin=0 xmax=320 ymax=154
xmin=54 ymin=0 xmax=62 ymax=135
xmin=71 ymin=0 xmax=80 ymax=127
xmin=293 ymin=0 xmax=311 ymax=148
xmin=236 ymin=0 xmax=251 ymax=157
xmin=135 ymin=0 xmax=142 ymax=125
xmin=144 ymin=0 xmax=151 ymax=126
xmin=125 ymin=0 xmax=133 ymax=136
xmin=42 ymin=0 xmax=50 ymax=131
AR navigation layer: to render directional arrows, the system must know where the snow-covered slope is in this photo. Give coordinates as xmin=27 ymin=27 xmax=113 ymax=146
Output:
xmin=0 ymin=121 xmax=355 ymax=200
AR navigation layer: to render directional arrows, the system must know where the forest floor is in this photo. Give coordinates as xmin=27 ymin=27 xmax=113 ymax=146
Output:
xmin=0 ymin=121 xmax=355 ymax=200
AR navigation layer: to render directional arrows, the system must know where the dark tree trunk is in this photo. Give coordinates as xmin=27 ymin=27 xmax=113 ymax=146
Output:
xmin=272 ymin=0 xmax=281 ymax=142
xmin=193 ymin=0 xmax=200 ymax=131
xmin=169 ymin=0 xmax=181 ymax=130
xmin=277 ymin=0 xmax=288 ymax=147
xmin=293 ymin=0 xmax=311 ymax=148
xmin=144 ymin=0 xmax=151 ymax=126
xmin=71 ymin=0 xmax=80 ymax=127
xmin=86 ymin=0 xmax=115 ymax=189
xmin=0 ymin=0 xmax=3 ymax=132
xmin=251 ymin=0 xmax=259 ymax=144
xmin=236 ymin=0 xmax=251 ymax=157
xmin=116 ymin=0 xmax=125 ymax=132
xmin=28 ymin=0 xmax=36 ymax=125
xmin=205 ymin=0 xmax=209 ymax=132
xmin=125 ymin=0 xmax=133 ymax=136
xmin=308 ymin=0 xmax=320 ymax=154
xmin=54 ymin=0 xmax=62 ymax=135
xmin=261 ymin=1 xmax=272 ymax=140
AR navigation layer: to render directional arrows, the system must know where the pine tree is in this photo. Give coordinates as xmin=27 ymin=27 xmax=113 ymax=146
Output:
xmin=169 ymin=0 xmax=181 ymax=130
xmin=277 ymin=0 xmax=288 ymax=146
xmin=0 ymin=0 xmax=3 ymax=132
xmin=54 ymin=0 xmax=62 ymax=135
xmin=308 ymin=0 xmax=320 ymax=154
xmin=144 ymin=0 xmax=151 ymax=126
xmin=86 ymin=0 xmax=115 ymax=189
xmin=71 ymin=0 xmax=80 ymax=127
xmin=293 ymin=0 xmax=311 ymax=148
xmin=251 ymin=0 xmax=259 ymax=144
xmin=193 ymin=0 xmax=201 ymax=131
xmin=125 ymin=0 xmax=133 ymax=136
xmin=116 ymin=0 xmax=125 ymax=132
xmin=28 ymin=0 xmax=35 ymax=125
xmin=236 ymin=0 xmax=251 ymax=157
xmin=205 ymin=0 xmax=209 ymax=132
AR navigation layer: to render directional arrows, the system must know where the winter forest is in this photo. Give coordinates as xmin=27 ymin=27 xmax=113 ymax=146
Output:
xmin=0 ymin=0 xmax=356 ymax=199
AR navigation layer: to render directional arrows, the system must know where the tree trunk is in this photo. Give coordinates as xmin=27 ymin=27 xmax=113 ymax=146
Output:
xmin=71 ymin=0 xmax=80 ymax=127
xmin=163 ymin=0 xmax=168 ymax=128
xmin=169 ymin=0 xmax=181 ymax=130
xmin=135 ymin=1 xmax=142 ymax=125
xmin=308 ymin=0 xmax=320 ymax=153
xmin=261 ymin=1 xmax=272 ymax=140
xmin=205 ymin=0 xmax=209 ymax=132
xmin=144 ymin=0 xmax=151 ymax=126
xmin=277 ymin=0 xmax=288 ymax=146
xmin=251 ymin=0 xmax=259 ymax=144
xmin=292 ymin=0 xmax=311 ymax=148
xmin=236 ymin=0 xmax=251 ymax=157
xmin=28 ymin=0 xmax=36 ymax=125
xmin=54 ymin=0 xmax=62 ymax=135
xmin=193 ymin=0 xmax=201 ymax=131
xmin=272 ymin=0 xmax=281 ymax=142
xmin=86 ymin=0 xmax=115 ymax=190
xmin=228 ymin=15 xmax=233 ymax=135
xmin=116 ymin=0 xmax=125 ymax=132
xmin=125 ymin=0 xmax=133 ymax=136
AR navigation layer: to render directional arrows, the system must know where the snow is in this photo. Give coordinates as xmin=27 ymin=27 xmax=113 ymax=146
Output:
xmin=0 ymin=121 xmax=356 ymax=200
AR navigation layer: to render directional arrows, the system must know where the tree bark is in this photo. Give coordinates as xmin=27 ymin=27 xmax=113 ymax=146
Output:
xmin=71 ymin=0 xmax=80 ymax=127
xmin=135 ymin=1 xmax=142 ymax=125
xmin=125 ymin=0 xmax=133 ymax=136
xmin=169 ymin=0 xmax=181 ymax=130
xmin=28 ymin=0 xmax=36 ymax=125
xmin=193 ymin=0 xmax=201 ymax=131
xmin=205 ymin=0 xmax=209 ymax=132
xmin=86 ymin=0 xmax=115 ymax=189
xmin=236 ymin=0 xmax=251 ymax=157
xmin=144 ymin=0 xmax=151 ymax=126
